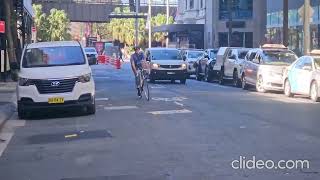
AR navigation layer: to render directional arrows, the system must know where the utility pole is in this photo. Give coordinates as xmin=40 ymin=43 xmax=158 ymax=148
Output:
xmin=228 ymin=0 xmax=233 ymax=47
xmin=166 ymin=0 xmax=169 ymax=47
xmin=135 ymin=0 xmax=139 ymax=46
xmin=283 ymin=0 xmax=289 ymax=46
xmin=148 ymin=0 xmax=152 ymax=48
xmin=303 ymin=0 xmax=310 ymax=54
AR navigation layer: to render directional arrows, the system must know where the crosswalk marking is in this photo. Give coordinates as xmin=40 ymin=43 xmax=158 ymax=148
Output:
xmin=148 ymin=109 xmax=192 ymax=115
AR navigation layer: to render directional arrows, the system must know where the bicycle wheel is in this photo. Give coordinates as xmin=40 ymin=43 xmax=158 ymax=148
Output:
xmin=143 ymin=77 xmax=150 ymax=101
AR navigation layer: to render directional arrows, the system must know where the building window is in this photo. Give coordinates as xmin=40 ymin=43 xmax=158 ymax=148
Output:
xmin=185 ymin=0 xmax=188 ymax=10
xmin=190 ymin=0 xmax=194 ymax=9
xmin=200 ymin=0 xmax=205 ymax=9
xmin=219 ymin=0 xmax=253 ymax=20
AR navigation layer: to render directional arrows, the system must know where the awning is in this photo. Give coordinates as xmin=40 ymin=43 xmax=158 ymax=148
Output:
xmin=153 ymin=24 xmax=204 ymax=33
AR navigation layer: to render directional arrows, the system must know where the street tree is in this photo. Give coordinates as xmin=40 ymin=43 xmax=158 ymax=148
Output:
xmin=33 ymin=4 xmax=71 ymax=41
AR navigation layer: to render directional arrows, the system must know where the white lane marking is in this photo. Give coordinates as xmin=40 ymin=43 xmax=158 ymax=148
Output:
xmin=148 ymin=109 xmax=192 ymax=115
xmin=0 ymin=132 xmax=13 ymax=157
xmin=150 ymin=85 xmax=166 ymax=89
xmin=104 ymin=106 xmax=138 ymax=110
xmin=96 ymin=98 xmax=109 ymax=101
xmin=152 ymin=97 xmax=188 ymax=102
xmin=174 ymin=101 xmax=184 ymax=107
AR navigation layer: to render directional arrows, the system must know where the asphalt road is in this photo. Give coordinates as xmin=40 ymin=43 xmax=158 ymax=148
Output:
xmin=0 ymin=63 xmax=320 ymax=180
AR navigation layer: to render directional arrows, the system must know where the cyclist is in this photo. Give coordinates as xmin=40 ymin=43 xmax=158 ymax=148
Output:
xmin=130 ymin=46 xmax=145 ymax=97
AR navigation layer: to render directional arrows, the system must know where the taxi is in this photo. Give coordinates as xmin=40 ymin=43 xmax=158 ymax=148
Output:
xmin=283 ymin=50 xmax=320 ymax=102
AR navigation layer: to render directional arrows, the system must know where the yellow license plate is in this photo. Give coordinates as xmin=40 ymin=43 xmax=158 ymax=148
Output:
xmin=48 ymin=97 xmax=64 ymax=104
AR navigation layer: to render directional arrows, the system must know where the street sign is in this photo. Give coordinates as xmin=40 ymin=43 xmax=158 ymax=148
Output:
xmin=0 ymin=21 xmax=5 ymax=33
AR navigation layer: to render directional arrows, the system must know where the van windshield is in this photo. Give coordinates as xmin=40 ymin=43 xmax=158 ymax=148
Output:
xmin=151 ymin=50 xmax=182 ymax=60
xmin=22 ymin=46 xmax=85 ymax=68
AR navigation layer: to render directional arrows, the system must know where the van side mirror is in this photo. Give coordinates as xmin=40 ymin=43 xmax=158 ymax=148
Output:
xmin=146 ymin=57 xmax=151 ymax=62
xmin=10 ymin=62 xmax=20 ymax=70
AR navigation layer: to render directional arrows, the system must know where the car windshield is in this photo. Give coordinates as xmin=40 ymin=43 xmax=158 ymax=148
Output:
xmin=84 ymin=48 xmax=96 ymax=53
xmin=188 ymin=51 xmax=203 ymax=58
xmin=22 ymin=46 xmax=85 ymax=68
xmin=151 ymin=49 xmax=182 ymax=60
xmin=210 ymin=50 xmax=218 ymax=59
xmin=238 ymin=50 xmax=249 ymax=59
xmin=262 ymin=50 xmax=297 ymax=65
xmin=314 ymin=58 xmax=320 ymax=70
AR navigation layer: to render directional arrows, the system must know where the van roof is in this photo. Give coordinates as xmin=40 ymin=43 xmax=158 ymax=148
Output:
xmin=27 ymin=41 xmax=81 ymax=49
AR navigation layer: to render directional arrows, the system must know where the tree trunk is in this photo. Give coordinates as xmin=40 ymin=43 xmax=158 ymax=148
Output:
xmin=4 ymin=0 xmax=17 ymax=64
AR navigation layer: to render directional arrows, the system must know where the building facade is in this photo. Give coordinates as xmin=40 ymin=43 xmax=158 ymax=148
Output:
xmin=176 ymin=0 xmax=267 ymax=49
xmin=267 ymin=0 xmax=320 ymax=56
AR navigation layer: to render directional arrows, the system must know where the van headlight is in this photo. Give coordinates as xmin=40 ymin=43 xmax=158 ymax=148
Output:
xmin=78 ymin=73 xmax=91 ymax=83
xmin=181 ymin=64 xmax=187 ymax=69
xmin=152 ymin=63 xmax=159 ymax=69
xmin=18 ymin=77 xmax=35 ymax=86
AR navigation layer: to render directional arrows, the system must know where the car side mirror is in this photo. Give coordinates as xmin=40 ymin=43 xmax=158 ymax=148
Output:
xmin=146 ymin=57 xmax=151 ymax=62
xmin=183 ymin=56 xmax=186 ymax=61
xmin=204 ymin=55 xmax=209 ymax=59
xmin=302 ymin=65 xmax=312 ymax=71
xmin=10 ymin=62 xmax=20 ymax=70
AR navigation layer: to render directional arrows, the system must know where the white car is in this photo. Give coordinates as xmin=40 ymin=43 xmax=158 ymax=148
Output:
xmin=145 ymin=48 xmax=188 ymax=84
xmin=84 ymin=47 xmax=98 ymax=65
xmin=181 ymin=49 xmax=204 ymax=76
xmin=222 ymin=48 xmax=251 ymax=87
xmin=15 ymin=41 xmax=96 ymax=119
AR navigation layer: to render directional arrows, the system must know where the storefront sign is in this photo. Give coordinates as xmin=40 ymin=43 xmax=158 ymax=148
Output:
xmin=0 ymin=21 xmax=5 ymax=33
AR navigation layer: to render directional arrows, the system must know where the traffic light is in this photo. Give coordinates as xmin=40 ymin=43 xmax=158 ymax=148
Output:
xmin=129 ymin=0 xmax=135 ymax=12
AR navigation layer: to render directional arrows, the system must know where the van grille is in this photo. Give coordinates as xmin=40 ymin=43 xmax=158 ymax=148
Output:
xmin=33 ymin=78 xmax=78 ymax=94
xmin=160 ymin=65 xmax=181 ymax=69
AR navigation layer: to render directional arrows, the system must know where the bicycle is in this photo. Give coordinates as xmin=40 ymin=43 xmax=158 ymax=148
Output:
xmin=137 ymin=68 xmax=150 ymax=101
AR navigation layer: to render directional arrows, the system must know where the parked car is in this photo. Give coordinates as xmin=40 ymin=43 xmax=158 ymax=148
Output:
xmin=283 ymin=50 xmax=320 ymax=102
xmin=146 ymin=48 xmax=188 ymax=84
xmin=84 ymin=47 xmax=98 ymax=65
xmin=194 ymin=49 xmax=218 ymax=82
xmin=241 ymin=44 xmax=297 ymax=92
xmin=219 ymin=48 xmax=251 ymax=87
xmin=181 ymin=49 xmax=204 ymax=76
xmin=15 ymin=41 xmax=96 ymax=119
xmin=212 ymin=47 xmax=231 ymax=84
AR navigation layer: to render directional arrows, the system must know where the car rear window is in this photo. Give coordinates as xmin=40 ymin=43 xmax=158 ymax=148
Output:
xmin=22 ymin=46 xmax=85 ymax=68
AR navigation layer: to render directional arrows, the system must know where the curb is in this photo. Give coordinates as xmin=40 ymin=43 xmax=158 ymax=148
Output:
xmin=0 ymin=103 xmax=15 ymax=132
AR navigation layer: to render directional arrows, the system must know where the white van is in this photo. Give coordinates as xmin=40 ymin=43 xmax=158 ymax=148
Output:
xmin=15 ymin=41 xmax=95 ymax=119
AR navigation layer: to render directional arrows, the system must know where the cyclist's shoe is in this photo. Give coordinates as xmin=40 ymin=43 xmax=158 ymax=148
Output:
xmin=137 ymin=89 xmax=141 ymax=97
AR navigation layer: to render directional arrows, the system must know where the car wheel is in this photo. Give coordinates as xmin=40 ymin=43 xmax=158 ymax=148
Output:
xmin=180 ymin=79 xmax=186 ymax=84
xmin=284 ymin=79 xmax=293 ymax=97
xmin=241 ymin=74 xmax=248 ymax=90
xmin=256 ymin=76 xmax=266 ymax=93
xmin=233 ymin=70 xmax=241 ymax=88
xmin=218 ymin=69 xmax=224 ymax=85
xmin=310 ymin=81 xmax=320 ymax=102
xmin=18 ymin=103 xmax=28 ymax=119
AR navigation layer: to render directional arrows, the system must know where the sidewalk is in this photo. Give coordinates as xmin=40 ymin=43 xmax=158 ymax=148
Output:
xmin=0 ymin=82 xmax=16 ymax=131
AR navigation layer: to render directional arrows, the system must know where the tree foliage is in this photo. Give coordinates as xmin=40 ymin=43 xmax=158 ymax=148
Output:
xmin=33 ymin=4 xmax=71 ymax=41
xmin=105 ymin=7 xmax=174 ymax=47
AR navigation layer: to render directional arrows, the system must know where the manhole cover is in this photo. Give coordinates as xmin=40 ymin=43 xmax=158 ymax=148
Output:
xmin=28 ymin=130 xmax=112 ymax=144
